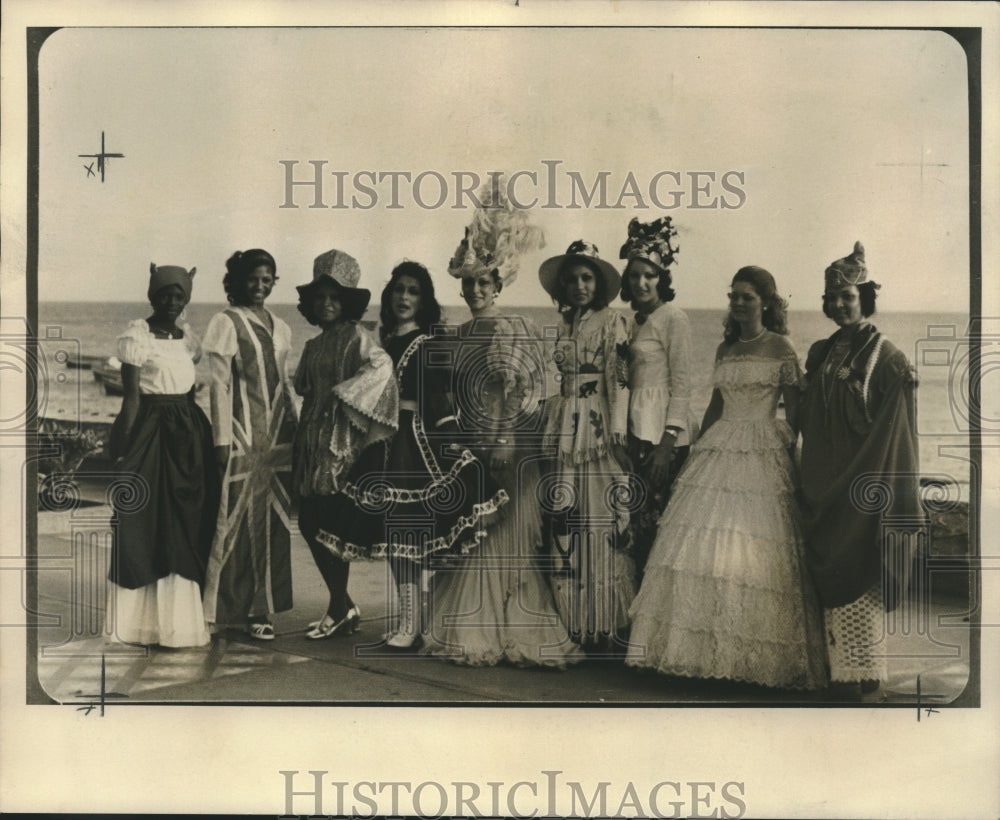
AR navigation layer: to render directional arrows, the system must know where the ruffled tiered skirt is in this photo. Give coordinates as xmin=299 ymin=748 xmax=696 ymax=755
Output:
xmin=626 ymin=416 xmax=827 ymax=689
xmin=421 ymin=459 xmax=586 ymax=668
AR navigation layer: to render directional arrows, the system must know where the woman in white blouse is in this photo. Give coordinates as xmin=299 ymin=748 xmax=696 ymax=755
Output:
xmin=201 ymin=249 xmax=297 ymax=641
xmin=619 ymin=217 xmax=696 ymax=578
xmin=106 ymin=264 xmax=219 ymax=647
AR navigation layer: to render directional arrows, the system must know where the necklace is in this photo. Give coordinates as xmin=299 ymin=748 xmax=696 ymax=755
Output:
xmin=148 ymin=321 xmax=178 ymax=339
xmin=738 ymin=327 xmax=766 ymax=343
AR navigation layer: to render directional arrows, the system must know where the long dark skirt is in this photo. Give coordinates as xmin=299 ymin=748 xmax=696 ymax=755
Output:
xmin=314 ymin=411 xmax=507 ymax=563
xmin=109 ymin=393 xmax=220 ymax=590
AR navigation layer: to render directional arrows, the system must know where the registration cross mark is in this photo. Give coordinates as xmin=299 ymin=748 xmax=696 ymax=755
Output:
xmin=915 ymin=675 xmax=940 ymax=721
xmin=74 ymin=655 xmax=127 ymax=716
xmin=78 ymin=131 xmax=124 ymax=182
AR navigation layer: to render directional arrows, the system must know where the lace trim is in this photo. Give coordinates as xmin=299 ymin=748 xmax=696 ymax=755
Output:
xmin=339 ymin=449 xmax=479 ymax=505
xmin=421 ymin=640 xmax=584 ymax=669
xmin=627 ymin=570 xmax=826 ymax=689
xmin=337 ymin=390 xmax=399 ymax=435
xmin=713 ymin=356 xmax=802 ymax=389
xmin=412 ymin=400 xmax=444 ymax=481
xmin=315 ymin=489 xmax=509 ymax=561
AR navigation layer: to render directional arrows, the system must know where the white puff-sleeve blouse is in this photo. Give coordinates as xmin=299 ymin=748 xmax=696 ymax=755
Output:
xmin=116 ymin=319 xmax=200 ymax=395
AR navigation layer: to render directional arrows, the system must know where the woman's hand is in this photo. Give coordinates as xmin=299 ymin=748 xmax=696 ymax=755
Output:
xmin=627 ymin=436 xmax=644 ymax=469
xmin=609 ymin=431 xmax=630 ymax=470
xmin=643 ymin=432 xmax=677 ymax=488
xmin=490 ymin=442 xmax=515 ymax=473
xmin=215 ymin=445 xmax=230 ymax=475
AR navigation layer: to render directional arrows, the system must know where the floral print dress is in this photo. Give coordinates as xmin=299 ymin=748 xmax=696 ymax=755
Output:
xmin=542 ymin=307 xmax=636 ymax=643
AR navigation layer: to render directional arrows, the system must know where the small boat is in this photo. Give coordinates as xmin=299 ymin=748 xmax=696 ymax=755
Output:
xmin=93 ymin=357 xmax=124 ymax=396
xmin=64 ymin=352 xmax=105 ymax=370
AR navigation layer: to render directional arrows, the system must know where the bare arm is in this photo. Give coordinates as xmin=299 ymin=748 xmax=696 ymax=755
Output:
xmin=118 ymin=363 xmax=142 ymax=440
xmin=781 ymin=383 xmax=801 ymax=438
xmin=700 ymin=388 xmax=724 ymax=436
xmin=207 ymin=351 xmax=233 ymax=472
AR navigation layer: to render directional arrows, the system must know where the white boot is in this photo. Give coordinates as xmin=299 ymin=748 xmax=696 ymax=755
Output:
xmin=387 ymin=581 xmax=420 ymax=649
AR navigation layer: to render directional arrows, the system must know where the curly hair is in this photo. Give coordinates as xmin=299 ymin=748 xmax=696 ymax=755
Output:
xmin=723 ymin=265 xmax=789 ymax=344
xmin=223 ymin=249 xmax=277 ymax=306
xmin=620 ymin=258 xmax=676 ymax=307
xmin=379 ymin=260 xmax=443 ymax=343
xmin=822 ymin=280 xmax=879 ymax=319
xmin=296 ymin=278 xmax=368 ymax=326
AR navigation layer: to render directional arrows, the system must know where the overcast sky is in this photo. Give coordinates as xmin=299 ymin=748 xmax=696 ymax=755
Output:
xmin=37 ymin=26 xmax=969 ymax=311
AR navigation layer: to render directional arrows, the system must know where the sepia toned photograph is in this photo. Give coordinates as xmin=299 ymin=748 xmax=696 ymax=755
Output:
xmin=1 ymin=2 xmax=997 ymax=817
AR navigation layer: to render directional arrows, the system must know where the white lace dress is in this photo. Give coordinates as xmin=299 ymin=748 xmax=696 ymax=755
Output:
xmin=626 ymin=332 xmax=827 ymax=689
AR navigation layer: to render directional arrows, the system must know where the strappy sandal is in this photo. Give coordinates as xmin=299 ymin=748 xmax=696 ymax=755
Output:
xmin=306 ymin=606 xmax=361 ymax=640
xmin=247 ymin=622 xmax=275 ymax=641
xmin=307 ymin=605 xmax=361 ymax=635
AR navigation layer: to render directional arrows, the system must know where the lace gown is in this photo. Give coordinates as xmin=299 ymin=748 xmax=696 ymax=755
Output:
xmin=626 ymin=332 xmax=827 ymax=689
xmin=420 ymin=314 xmax=585 ymax=668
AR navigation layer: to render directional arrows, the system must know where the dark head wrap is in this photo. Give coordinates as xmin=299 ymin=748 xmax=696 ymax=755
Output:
xmin=148 ymin=263 xmax=195 ymax=301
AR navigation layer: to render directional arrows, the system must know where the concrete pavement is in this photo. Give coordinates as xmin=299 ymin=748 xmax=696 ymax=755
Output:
xmin=32 ymin=497 xmax=973 ymax=708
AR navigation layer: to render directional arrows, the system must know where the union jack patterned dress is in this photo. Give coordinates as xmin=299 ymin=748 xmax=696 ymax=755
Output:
xmin=201 ymin=307 xmax=297 ymax=627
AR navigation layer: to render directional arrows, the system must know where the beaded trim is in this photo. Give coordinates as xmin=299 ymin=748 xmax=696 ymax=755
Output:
xmin=394 ymin=333 xmax=447 ymax=480
xmin=862 ymin=334 xmax=885 ymax=423
xmin=339 ymin=448 xmax=479 ymax=505
xmin=315 ymin=490 xmax=509 ymax=562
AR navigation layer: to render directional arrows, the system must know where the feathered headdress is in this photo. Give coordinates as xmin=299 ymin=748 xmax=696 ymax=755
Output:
xmin=619 ymin=216 xmax=679 ymax=272
xmin=448 ymin=175 xmax=545 ymax=287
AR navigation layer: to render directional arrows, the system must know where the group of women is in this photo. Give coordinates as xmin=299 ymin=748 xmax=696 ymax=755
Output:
xmin=105 ymin=193 xmax=920 ymax=699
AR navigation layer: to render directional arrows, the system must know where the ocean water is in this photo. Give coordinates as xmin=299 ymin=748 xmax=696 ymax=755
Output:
xmin=36 ymin=301 xmax=975 ymax=485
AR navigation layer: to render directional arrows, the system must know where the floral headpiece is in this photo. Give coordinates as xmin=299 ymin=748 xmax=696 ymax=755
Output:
xmin=618 ymin=216 xmax=679 ymax=272
xmin=448 ymin=175 xmax=545 ymax=288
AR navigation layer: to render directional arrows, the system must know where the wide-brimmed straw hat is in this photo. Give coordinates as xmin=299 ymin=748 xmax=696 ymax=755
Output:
xmin=296 ymin=248 xmax=371 ymax=313
xmin=538 ymin=240 xmax=621 ymax=300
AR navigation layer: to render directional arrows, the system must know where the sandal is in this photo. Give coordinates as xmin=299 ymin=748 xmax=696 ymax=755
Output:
xmin=306 ymin=606 xmax=361 ymax=640
xmin=308 ymin=605 xmax=361 ymax=635
xmin=247 ymin=622 xmax=276 ymax=641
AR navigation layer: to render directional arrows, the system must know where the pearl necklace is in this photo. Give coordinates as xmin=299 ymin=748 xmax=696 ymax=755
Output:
xmin=738 ymin=327 xmax=767 ymax=343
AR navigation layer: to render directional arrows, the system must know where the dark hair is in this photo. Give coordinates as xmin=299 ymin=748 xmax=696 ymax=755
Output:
xmin=723 ymin=265 xmax=789 ymax=344
xmin=379 ymin=260 xmax=443 ymax=343
xmin=223 ymin=249 xmax=278 ymax=306
xmin=553 ymin=258 xmax=610 ymax=323
xmin=620 ymin=258 xmax=676 ymax=306
xmin=297 ymin=279 xmax=368 ymax=326
xmin=822 ymin=280 xmax=879 ymax=319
